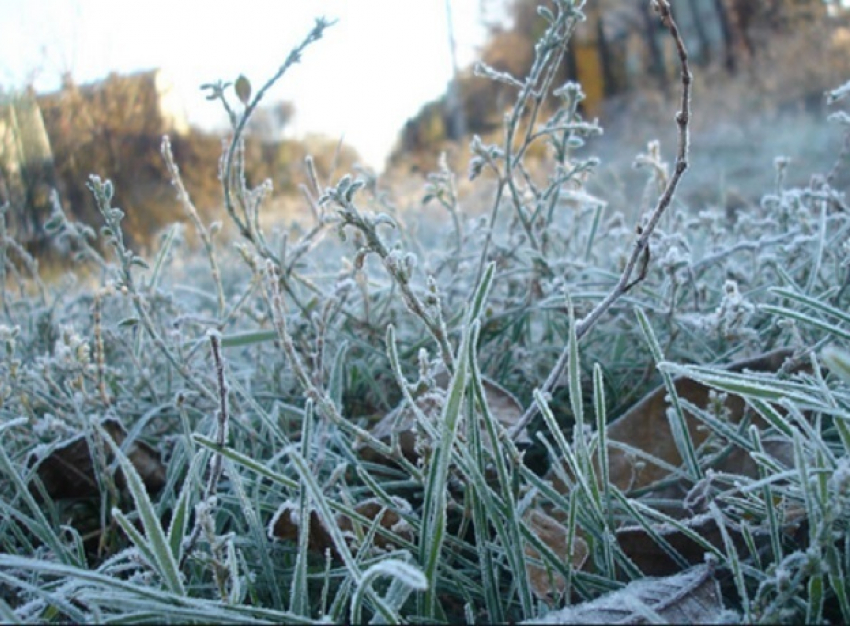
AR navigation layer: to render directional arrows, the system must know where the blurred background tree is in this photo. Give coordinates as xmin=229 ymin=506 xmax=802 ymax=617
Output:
xmin=390 ymin=0 xmax=849 ymax=172
xmin=37 ymin=70 xmax=179 ymax=252
xmin=4 ymin=0 xmax=849 ymax=260
xmin=0 ymin=86 xmax=56 ymax=257
xmin=2 ymin=70 xmax=358 ymax=259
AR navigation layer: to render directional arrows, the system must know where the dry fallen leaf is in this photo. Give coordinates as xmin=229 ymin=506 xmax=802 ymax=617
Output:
xmin=537 ymin=348 xmax=809 ymax=583
xmin=364 ymin=370 xmax=529 ymax=464
xmin=32 ymin=417 xmax=166 ymax=501
xmin=615 ymin=513 xmax=733 ymax=577
xmin=523 ymin=508 xmax=589 ymax=602
xmin=269 ymin=501 xmax=336 ymax=556
xmin=599 ymin=349 xmax=800 ymax=496
xmin=524 ymin=562 xmax=725 ymax=624
xmin=550 ymin=349 xmax=804 ymax=499
xmin=270 ymin=497 xmax=414 ymax=558
xmin=336 ymin=498 xmax=414 ymax=552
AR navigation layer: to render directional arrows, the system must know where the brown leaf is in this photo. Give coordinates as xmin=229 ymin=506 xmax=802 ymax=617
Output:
xmin=366 ymin=390 xmax=443 ymax=464
xmin=524 ymin=562 xmax=724 ymax=624
xmin=541 ymin=348 xmax=808 ymax=578
xmin=336 ymin=498 xmax=414 ymax=553
xmin=269 ymin=498 xmax=414 ymax=558
xmin=551 ymin=348 xmax=805 ymax=499
xmin=616 ymin=514 xmax=732 ymax=577
xmin=616 ymin=474 xmax=808 ymax=577
xmin=364 ymin=371 xmax=529 ymax=464
xmin=269 ymin=501 xmax=336 ymax=556
xmin=32 ymin=418 xmax=166 ymax=501
xmin=523 ymin=509 xmax=589 ymax=602
xmin=125 ymin=439 xmax=167 ymax=492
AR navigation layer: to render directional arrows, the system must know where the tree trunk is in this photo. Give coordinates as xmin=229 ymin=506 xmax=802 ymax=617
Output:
xmin=444 ymin=0 xmax=467 ymax=141
xmin=596 ymin=14 xmax=616 ymax=98
xmin=686 ymin=0 xmax=712 ymax=65
xmin=712 ymin=0 xmax=737 ymax=72
xmin=642 ymin=1 xmax=668 ymax=93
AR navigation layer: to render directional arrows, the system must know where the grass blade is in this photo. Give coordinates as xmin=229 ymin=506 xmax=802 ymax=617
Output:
xmin=636 ymin=307 xmax=702 ymax=481
xmin=100 ymin=425 xmax=185 ymax=596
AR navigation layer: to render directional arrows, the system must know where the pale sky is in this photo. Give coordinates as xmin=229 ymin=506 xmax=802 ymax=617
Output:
xmin=0 ymin=0 xmax=492 ymax=171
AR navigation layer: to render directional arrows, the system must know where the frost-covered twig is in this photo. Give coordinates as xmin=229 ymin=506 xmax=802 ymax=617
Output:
xmin=472 ymin=2 xmax=582 ymax=287
xmin=511 ymin=0 xmax=692 ymax=439
xmin=87 ymin=176 xmax=216 ymax=403
xmin=321 ymin=179 xmax=456 ymax=373
xmin=180 ymin=330 xmax=230 ymax=569
xmin=219 ymin=18 xmax=331 ymax=243
xmin=162 ymin=137 xmax=226 ymax=318
xmin=201 ymin=19 xmax=333 ymax=320
xmin=261 ymin=259 xmax=395 ymax=456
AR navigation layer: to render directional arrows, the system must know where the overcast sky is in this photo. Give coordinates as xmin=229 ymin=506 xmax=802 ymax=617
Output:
xmin=0 ymin=0 xmax=493 ymax=170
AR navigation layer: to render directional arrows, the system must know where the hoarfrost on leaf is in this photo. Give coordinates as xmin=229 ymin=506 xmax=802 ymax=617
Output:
xmin=524 ymin=563 xmax=725 ymax=624
xmin=827 ymin=79 xmax=850 ymax=104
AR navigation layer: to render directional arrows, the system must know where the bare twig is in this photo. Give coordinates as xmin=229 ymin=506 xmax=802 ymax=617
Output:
xmin=162 ymin=137 xmax=226 ymax=318
xmin=180 ymin=331 xmax=230 ymax=568
xmin=214 ymin=19 xmax=333 ymax=320
xmin=221 ymin=19 xmax=332 ymax=242
xmin=322 ymin=183 xmax=456 ymax=374
xmin=472 ymin=3 xmax=582 ymax=287
xmin=511 ymin=0 xmax=692 ymax=439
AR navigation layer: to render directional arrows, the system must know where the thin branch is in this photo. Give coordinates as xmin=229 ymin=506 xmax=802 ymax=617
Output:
xmin=511 ymin=0 xmax=692 ymax=439
xmin=222 ymin=19 xmax=332 ymax=241
xmin=180 ymin=331 xmax=230 ymax=568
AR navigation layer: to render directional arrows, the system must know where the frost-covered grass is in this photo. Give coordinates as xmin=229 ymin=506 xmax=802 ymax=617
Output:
xmin=2 ymin=1 xmax=850 ymax=623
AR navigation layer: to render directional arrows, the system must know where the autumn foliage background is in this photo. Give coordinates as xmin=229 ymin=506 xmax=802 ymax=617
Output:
xmin=2 ymin=0 xmax=849 ymax=258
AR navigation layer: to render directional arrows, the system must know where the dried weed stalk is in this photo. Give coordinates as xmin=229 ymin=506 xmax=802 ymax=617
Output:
xmin=511 ymin=0 xmax=692 ymax=438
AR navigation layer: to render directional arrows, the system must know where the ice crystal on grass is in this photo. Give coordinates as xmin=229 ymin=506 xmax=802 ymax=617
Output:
xmin=3 ymin=2 xmax=850 ymax=624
